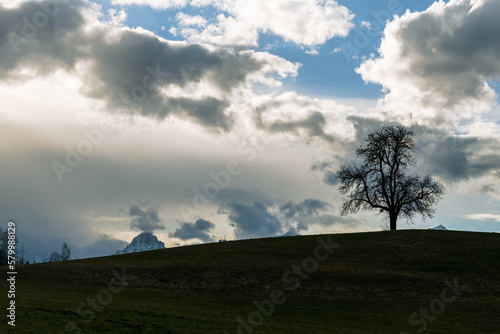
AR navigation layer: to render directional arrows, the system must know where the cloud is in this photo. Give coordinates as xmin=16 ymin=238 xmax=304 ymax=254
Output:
xmin=411 ymin=124 xmax=500 ymax=183
xmin=79 ymin=234 xmax=128 ymax=258
xmin=323 ymin=116 xmax=500 ymax=184
xmin=0 ymin=0 xmax=263 ymax=132
xmin=251 ymin=91 xmax=356 ymax=145
xmin=127 ymin=204 xmax=165 ymax=233
xmin=106 ymin=8 xmax=128 ymax=26
xmin=453 ymin=172 xmax=500 ymax=201
xmin=311 ymin=161 xmax=340 ymax=186
xmin=279 ymin=198 xmax=330 ymax=220
xmin=222 ymin=200 xmax=283 ymax=239
xmin=175 ymin=12 xmax=207 ymax=27
xmin=110 ymin=0 xmax=195 ymax=9
xmin=174 ymin=13 xmax=259 ymax=47
xmin=278 ymin=198 xmax=331 ymax=231
xmin=464 ymin=213 xmax=500 ymax=222
xmin=267 ymin=111 xmax=336 ymax=143
xmin=112 ymin=0 xmax=354 ymax=47
xmin=356 ymin=0 xmax=500 ymax=118
xmin=169 ymin=218 xmax=215 ymax=242
xmin=360 ymin=21 xmax=372 ymax=29
xmin=221 ymin=197 xmax=338 ymax=239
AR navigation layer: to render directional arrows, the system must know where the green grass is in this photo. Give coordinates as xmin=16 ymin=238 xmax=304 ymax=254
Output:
xmin=2 ymin=230 xmax=500 ymax=333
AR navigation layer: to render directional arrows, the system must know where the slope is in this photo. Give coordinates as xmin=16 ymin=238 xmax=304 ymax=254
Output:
xmin=2 ymin=230 xmax=500 ymax=333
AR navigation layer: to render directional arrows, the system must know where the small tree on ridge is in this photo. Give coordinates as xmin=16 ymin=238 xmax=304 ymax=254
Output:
xmin=47 ymin=242 xmax=71 ymax=262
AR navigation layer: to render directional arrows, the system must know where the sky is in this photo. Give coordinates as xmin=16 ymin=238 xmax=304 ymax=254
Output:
xmin=1 ymin=0 xmax=500 ymax=260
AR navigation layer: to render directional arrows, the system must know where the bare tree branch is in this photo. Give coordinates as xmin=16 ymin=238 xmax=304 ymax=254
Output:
xmin=336 ymin=125 xmax=445 ymax=230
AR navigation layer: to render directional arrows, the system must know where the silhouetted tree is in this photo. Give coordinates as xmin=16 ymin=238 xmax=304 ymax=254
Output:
xmin=336 ymin=125 xmax=445 ymax=230
xmin=47 ymin=242 xmax=71 ymax=262
xmin=60 ymin=242 xmax=71 ymax=260
xmin=16 ymin=242 xmax=31 ymax=265
xmin=0 ymin=227 xmax=32 ymax=265
xmin=0 ymin=228 xmax=8 ymax=266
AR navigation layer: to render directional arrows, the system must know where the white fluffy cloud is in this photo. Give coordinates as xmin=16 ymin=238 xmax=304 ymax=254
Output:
xmin=111 ymin=0 xmax=194 ymax=8
xmin=465 ymin=213 xmax=500 ymax=222
xmin=356 ymin=0 xmax=500 ymax=122
xmin=174 ymin=13 xmax=259 ymax=47
xmin=113 ymin=0 xmax=354 ymax=47
xmin=175 ymin=12 xmax=207 ymax=27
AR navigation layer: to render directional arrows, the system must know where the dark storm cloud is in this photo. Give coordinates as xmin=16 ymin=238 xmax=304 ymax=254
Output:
xmin=0 ymin=1 xmax=87 ymax=77
xmin=128 ymin=204 xmax=165 ymax=233
xmin=169 ymin=218 xmax=215 ymax=242
xmin=0 ymin=0 xmax=262 ymax=131
xmin=222 ymin=200 xmax=284 ymax=239
xmin=221 ymin=198 xmax=339 ymax=239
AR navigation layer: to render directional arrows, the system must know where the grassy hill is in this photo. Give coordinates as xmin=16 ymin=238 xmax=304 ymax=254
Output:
xmin=2 ymin=230 xmax=500 ymax=333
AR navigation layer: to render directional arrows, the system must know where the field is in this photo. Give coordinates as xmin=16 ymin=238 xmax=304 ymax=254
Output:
xmin=2 ymin=230 xmax=500 ymax=333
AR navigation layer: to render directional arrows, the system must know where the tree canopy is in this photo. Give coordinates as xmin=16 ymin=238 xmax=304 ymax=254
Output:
xmin=336 ymin=125 xmax=445 ymax=230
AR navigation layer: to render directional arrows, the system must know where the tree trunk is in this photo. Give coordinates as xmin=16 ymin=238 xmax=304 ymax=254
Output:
xmin=389 ymin=211 xmax=397 ymax=231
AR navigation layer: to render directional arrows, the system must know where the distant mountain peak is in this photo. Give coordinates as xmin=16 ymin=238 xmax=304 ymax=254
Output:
xmin=429 ymin=225 xmax=448 ymax=230
xmin=115 ymin=232 xmax=166 ymax=255
xmin=279 ymin=230 xmax=301 ymax=237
